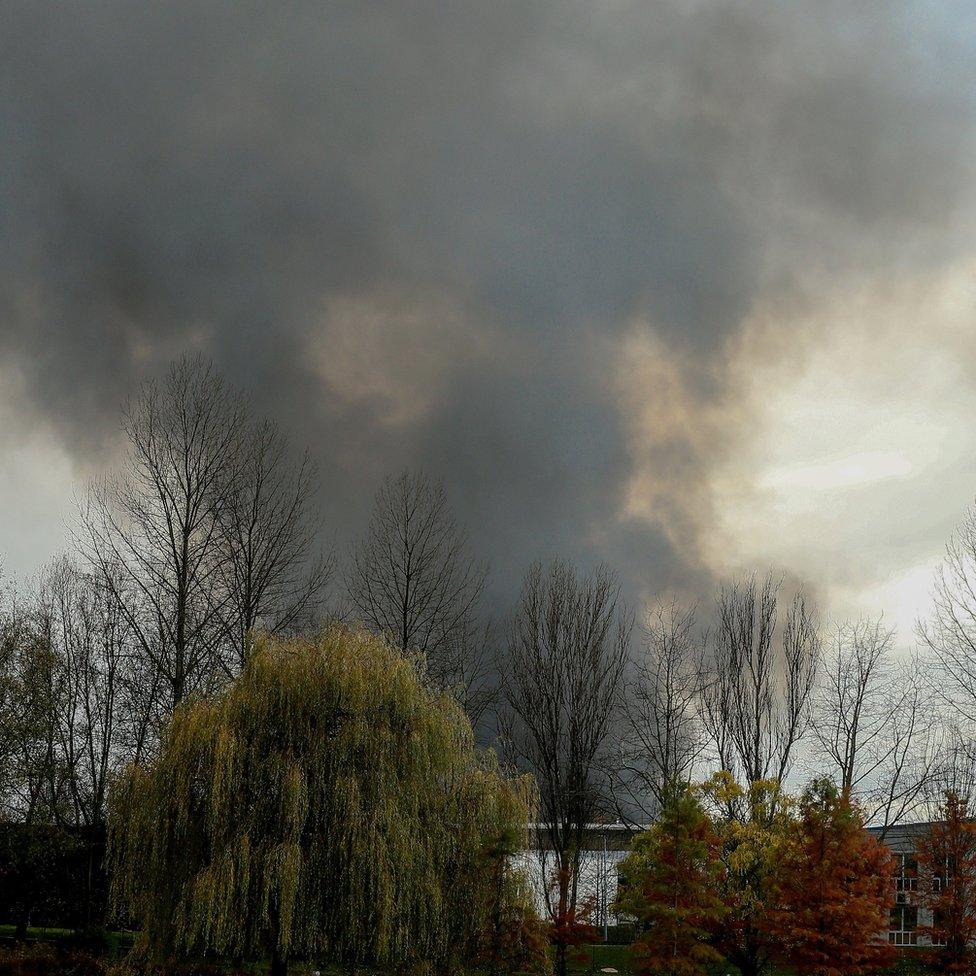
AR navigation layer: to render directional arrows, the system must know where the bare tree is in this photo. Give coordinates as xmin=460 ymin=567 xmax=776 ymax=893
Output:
xmin=0 ymin=585 xmax=62 ymax=826
xmin=700 ymin=574 xmax=820 ymax=789
xmin=919 ymin=503 xmax=976 ymax=725
xmin=925 ymin=725 xmax=976 ymax=813
xmin=26 ymin=557 xmax=137 ymax=929
xmin=345 ymin=470 xmax=492 ymax=721
xmin=501 ymin=559 xmax=632 ymax=976
xmin=813 ymin=617 xmax=940 ymax=834
xmin=214 ymin=418 xmax=333 ymax=669
xmin=33 ymin=556 xmax=131 ymax=827
xmin=0 ymin=581 xmax=78 ymax=938
xmin=614 ymin=600 xmax=705 ymax=820
xmin=0 ymin=572 xmax=17 ymax=810
xmin=81 ymin=355 xmax=245 ymax=714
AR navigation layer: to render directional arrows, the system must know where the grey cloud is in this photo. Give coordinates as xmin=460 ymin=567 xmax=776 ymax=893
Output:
xmin=1 ymin=0 xmax=974 ymax=611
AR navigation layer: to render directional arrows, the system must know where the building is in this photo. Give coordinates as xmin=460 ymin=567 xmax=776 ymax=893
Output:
xmin=520 ymin=823 xmax=641 ymax=937
xmin=867 ymin=822 xmax=939 ymax=947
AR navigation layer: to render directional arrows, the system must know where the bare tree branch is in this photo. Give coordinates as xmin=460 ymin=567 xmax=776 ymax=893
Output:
xmin=919 ymin=502 xmax=976 ymax=726
xmin=79 ymin=354 xmax=246 ymax=715
xmin=812 ymin=618 xmax=940 ymax=834
xmin=699 ymin=573 xmax=820 ymax=788
xmin=214 ymin=417 xmax=333 ymax=669
xmin=501 ymin=559 xmax=632 ymax=976
xmin=345 ymin=470 xmax=493 ymax=722
xmin=613 ymin=600 xmax=705 ymax=820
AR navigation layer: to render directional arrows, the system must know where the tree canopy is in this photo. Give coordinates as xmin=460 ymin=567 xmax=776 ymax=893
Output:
xmin=109 ymin=626 xmax=534 ymax=975
xmin=766 ymin=780 xmax=893 ymax=976
xmin=615 ymin=781 xmax=726 ymax=976
xmin=916 ymin=791 xmax=976 ymax=974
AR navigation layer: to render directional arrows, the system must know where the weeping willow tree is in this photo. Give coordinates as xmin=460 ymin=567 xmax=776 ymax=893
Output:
xmin=109 ymin=626 xmax=535 ymax=976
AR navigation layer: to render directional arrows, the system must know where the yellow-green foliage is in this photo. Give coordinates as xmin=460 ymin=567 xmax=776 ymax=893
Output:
xmin=696 ymin=773 xmax=793 ymax=976
xmin=109 ymin=626 xmax=534 ymax=972
xmin=699 ymin=774 xmax=792 ymax=912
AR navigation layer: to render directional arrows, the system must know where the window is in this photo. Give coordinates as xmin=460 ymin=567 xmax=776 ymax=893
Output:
xmin=890 ymin=853 xmax=919 ymax=945
xmin=938 ymin=854 xmax=955 ymax=892
xmin=889 ymin=904 xmax=918 ymax=946
xmin=895 ymin=854 xmax=918 ymax=896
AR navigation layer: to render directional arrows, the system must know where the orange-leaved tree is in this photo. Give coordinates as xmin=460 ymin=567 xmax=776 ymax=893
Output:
xmin=916 ymin=791 xmax=976 ymax=974
xmin=547 ymin=869 xmax=599 ymax=970
xmin=766 ymin=779 xmax=893 ymax=976
xmin=615 ymin=781 xmax=727 ymax=976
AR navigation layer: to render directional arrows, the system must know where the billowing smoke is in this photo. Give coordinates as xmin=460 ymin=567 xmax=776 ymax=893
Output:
xmin=2 ymin=0 xmax=975 ymax=614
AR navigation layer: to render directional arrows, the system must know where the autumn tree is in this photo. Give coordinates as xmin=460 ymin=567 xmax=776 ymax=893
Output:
xmin=346 ymin=470 xmax=492 ymax=721
xmin=110 ymin=626 xmax=532 ymax=976
xmin=615 ymin=781 xmax=726 ymax=976
xmin=473 ymin=819 xmax=550 ymax=976
xmin=502 ymin=559 xmax=632 ymax=976
xmin=915 ymin=791 xmax=976 ymax=973
xmin=547 ymin=876 xmax=599 ymax=972
xmin=765 ymin=779 xmax=893 ymax=976
xmin=700 ymin=773 xmax=791 ymax=976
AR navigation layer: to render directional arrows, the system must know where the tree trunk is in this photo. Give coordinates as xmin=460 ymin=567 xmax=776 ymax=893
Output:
xmin=269 ymin=946 xmax=288 ymax=976
xmin=733 ymin=949 xmax=761 ymax=976
xmin=555 ymin=858 xmax=570 ymax=976
xmin=84 ymin=835 xmax=95 ymax=929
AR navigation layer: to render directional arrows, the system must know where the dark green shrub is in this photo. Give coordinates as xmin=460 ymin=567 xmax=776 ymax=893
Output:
xmin=0 ymin=944 xmax=105 ymax=976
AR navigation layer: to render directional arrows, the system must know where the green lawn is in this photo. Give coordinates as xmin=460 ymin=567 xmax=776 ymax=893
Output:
xmin=0 ymin=925 xmax=72 ymax=940
xmin=0 ymin=931 xmax=942 ymax=976
xmin=565 ymin=943 xmax=634 ymax=974
xmin=0 ymin=924 xmax=135 ymax=957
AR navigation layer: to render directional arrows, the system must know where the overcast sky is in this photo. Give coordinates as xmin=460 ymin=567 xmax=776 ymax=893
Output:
xmin=2 ymin=1 xmax=975 ymax=643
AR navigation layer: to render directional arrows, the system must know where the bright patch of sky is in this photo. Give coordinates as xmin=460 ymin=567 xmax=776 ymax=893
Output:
xmin=706 ymin=260 xmax=976 ymax=646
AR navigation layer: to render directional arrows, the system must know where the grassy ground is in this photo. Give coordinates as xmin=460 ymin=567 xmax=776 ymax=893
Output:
xmin=0 ymin=933 xmax=637 ymax=974
xmin=0 ymin=924 xmax=135 ymax=957
xmin=565 ymin=943 xmax=634 ymax=974
xmin=0 ymin=930 xmax=943 ymax=976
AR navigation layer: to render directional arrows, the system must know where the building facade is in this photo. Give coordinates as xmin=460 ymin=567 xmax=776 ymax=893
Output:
xmin=866 ymin=822 xmax=939 ymax=947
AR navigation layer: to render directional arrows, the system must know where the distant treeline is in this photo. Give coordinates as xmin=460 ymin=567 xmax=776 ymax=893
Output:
xmin=0 ymin=824 xmax=106 ymax=935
